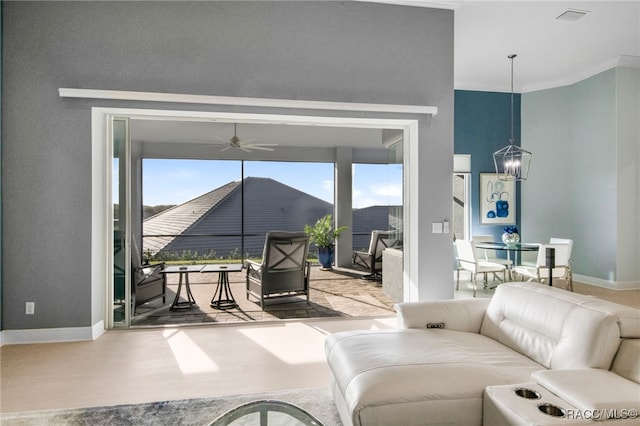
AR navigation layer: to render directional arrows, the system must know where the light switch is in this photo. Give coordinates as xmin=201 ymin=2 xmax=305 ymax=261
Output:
xmin=443 ymin=220 xmax=450 ymax=233
xmin=432 ymin=222 xmax=443 ymax=233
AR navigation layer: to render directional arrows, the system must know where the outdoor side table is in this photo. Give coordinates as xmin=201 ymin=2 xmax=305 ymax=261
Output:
xmin=202 ymin=264 xmax=243 ymax=309
xmin=162 ymin=265 xmax=203 ymax=311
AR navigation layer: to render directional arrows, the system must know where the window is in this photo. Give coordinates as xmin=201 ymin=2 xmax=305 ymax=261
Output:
xmin=141 ymin=160 xmax=335 ymax=262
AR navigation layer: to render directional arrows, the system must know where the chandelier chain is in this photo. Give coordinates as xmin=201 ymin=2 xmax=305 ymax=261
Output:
xmin=509 ymin=54 xmax=516 ymax=144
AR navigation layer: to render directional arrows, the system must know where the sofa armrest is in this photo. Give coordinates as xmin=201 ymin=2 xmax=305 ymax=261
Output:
xmin=532 ymin=369 xmax=640 ymax=420
xmin=395 ymin=298 xmax=491 ymax=333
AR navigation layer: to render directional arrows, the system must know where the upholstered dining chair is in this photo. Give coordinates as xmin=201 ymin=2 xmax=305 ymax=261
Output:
xmin=454 ymin=239 xmax=507 ymax=297
xmin=353 ymin=230 xmax=391 ymax=281
xmin=512 ymin=242 xmax=573 ymax=291
xmin=246 ymin=231 xmax=311 ymax=310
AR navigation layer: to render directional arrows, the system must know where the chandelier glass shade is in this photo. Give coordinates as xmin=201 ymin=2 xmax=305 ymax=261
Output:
xmin=493 ymin=54 xmax=532 ymax=181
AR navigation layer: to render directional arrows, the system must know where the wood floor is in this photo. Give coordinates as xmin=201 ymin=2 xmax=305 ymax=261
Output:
xmin=1 ymin=274 xmax=637 ymax=415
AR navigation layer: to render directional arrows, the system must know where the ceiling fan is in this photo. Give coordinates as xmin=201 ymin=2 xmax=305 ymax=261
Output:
xmin=193 ymin=123 xmax=277 ymax=153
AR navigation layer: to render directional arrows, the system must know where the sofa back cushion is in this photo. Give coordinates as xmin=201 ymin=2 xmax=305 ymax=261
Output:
xmin=480 ymin=282 xmax=621 ymax=370
xmin=579 ymin=299 xmax=640 ymax=338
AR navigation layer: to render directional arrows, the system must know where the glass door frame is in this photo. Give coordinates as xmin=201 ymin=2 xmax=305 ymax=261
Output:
xmin=108 ymin=116 xmax=132 ymax=329
xmin=94 ymin=107 xmax=421 ymax=330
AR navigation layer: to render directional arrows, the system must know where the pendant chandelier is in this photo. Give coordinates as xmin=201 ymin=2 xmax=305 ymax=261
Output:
xmin=493 ymin=54 xmax=532 ymax=181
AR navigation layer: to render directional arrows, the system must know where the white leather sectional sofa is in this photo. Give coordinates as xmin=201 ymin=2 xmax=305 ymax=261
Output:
xmin=324 ymin=282 xmax=640 ymax=426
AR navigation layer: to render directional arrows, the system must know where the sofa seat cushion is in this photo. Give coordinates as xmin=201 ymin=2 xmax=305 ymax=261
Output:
xmin=325 ymin=329 xmax=544 ymax=426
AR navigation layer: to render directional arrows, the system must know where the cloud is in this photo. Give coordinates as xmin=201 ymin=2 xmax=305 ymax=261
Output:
xmin=322 ymin=180 xmax=333 ymax=194
xmin=373 ymin=184 xmax=402 ymax=198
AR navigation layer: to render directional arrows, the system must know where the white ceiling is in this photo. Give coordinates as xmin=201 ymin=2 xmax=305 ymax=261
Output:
xmin=133 ymin=1 xmax=639 ymax=147
xmin=131 ymin=119 xmax=388 ymax=148
xmin=449 ymin=0 xmax=639 ymax=92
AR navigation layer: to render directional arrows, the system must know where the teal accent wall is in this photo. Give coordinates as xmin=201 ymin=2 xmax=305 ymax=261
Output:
xmin=454 ymin=90 xmax=521 ymax=241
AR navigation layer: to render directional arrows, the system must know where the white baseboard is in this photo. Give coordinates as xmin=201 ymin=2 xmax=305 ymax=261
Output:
xmin=573 ymin=274 xmax=640 ymax=291
xmin=0 ymin=320 xmax=105 ymax=346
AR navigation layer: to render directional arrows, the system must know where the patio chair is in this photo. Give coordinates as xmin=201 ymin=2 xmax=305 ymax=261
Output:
xmin=246 ymin=231 xmax=311 ymax=310
xmin=131 ymin=234 xmax=166 ymax=315
xmin=353 ymin=230 xmax=391 ymax=281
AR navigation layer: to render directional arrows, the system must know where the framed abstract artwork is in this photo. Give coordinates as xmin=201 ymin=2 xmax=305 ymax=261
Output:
xmin=480 ymin=173 xmax=516 ymax=224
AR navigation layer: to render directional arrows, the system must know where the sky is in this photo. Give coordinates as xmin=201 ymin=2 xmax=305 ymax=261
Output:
xmin=140 ymin=159 xmax=402 ymax=208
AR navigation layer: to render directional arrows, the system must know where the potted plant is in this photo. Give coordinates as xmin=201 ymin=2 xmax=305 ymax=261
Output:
xmin=304 ymin=214 xmax=348 ymax=270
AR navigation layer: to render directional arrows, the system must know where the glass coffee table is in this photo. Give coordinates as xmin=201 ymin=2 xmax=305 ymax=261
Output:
xmin=208 ymin=400 xmax=324 ymax=426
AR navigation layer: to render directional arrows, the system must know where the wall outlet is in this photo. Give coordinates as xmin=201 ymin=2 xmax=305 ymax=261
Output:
xmin=25 ymin=302 xmax=35 ymax=315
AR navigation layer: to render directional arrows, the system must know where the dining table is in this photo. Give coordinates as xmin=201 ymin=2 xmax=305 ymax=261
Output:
xmin=475 ymin=242 xmax=539 ymax=280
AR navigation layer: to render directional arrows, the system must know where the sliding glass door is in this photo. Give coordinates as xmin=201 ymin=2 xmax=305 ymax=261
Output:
xmin=111 ymin=117 xmax=130 ymax=328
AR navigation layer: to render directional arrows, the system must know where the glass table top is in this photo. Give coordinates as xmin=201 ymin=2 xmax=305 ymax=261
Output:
xmin=208 ymin=400 xmax=324 ymax=426
xmin=475 ymin=242 xmax=540 ymax=251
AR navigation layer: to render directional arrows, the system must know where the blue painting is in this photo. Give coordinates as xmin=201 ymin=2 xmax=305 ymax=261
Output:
xmin=480 ymin=173 xmax=516 ymax=224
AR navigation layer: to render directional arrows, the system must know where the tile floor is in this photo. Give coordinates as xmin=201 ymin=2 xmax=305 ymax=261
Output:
xmin=131 ymin=265 xmax=397 ymax=327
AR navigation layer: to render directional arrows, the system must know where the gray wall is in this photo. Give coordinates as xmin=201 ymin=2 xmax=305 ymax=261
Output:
xmin=0 ymin=4 xmax=3 ymax=331
xmin=2 ymin=2 xmax=454 ymax=330
xmin=522 ymin=67 xmax=639 ymax=287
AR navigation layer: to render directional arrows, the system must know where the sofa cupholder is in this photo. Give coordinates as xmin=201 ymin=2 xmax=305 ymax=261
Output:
xmin=538 ymin=403 xmax=565 ymax=417
xmin=514 ymin=388 xmax=541 ymax=399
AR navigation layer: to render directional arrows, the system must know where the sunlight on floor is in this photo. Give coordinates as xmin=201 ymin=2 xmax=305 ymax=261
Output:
xmin=163 ymin=328 xmax=219 ymax=374
xmin=238 ymin=322 xmax=328 ymax=365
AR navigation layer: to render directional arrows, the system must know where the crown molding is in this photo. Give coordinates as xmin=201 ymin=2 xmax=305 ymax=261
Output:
xmin=456 ymin=56 xmax=640 ymax=94
xmin=356 ymin=0 xmax=459 ymax=10
xmin=521 ymin=56 xmax=640 ymax=93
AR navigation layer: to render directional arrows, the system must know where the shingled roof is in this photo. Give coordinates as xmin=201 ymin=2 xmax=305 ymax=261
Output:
xmin=142 ymin=177 xmax=400 ymax=259
xmin=143 ymin=180 xmax=241 ymax=254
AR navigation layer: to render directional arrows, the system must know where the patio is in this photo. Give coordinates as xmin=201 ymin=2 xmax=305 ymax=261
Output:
xmin=131 ymin=265 xmax=397 ymax=326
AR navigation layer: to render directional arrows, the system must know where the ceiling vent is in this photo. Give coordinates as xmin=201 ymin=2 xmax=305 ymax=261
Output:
xmin=556 ymin=9 xmax=590 ymax=22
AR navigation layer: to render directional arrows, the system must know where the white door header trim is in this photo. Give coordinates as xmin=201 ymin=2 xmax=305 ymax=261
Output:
xmin=59 ymin=88 xmax=437 ymax=116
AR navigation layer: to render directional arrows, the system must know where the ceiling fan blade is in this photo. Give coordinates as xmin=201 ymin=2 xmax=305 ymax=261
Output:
xmin=244 ymin=145 xmax=275 ymax=151
xmin=192 ymin=134 xmax=224 ymax=141
xmin=190 ymin=138 xmax=227 ymax=145
xmin=239 ymin=146 xmax=253 ymax=153
xmin=220 ymin=145 xmax=232 ymax=152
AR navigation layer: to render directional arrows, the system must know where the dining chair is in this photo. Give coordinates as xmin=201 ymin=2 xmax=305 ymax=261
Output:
xmin=472 ymin=235 xmax=514 ymax=269
xmin=454 ymin=239 xmax=507 ymax=297
xmin=512 ymin=243 xmax=573 ymax=291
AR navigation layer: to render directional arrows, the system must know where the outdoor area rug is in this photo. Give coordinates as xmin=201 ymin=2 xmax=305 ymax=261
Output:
xmin=1 ymin=387 xmax=342 ymax=426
